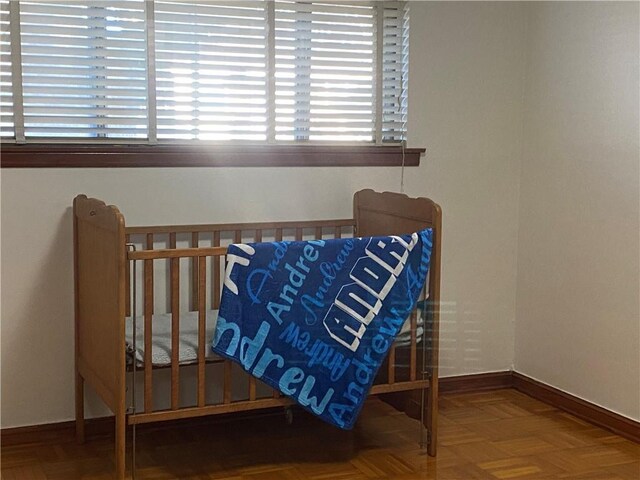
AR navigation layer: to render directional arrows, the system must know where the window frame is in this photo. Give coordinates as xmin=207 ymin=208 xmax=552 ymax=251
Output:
xmin=0 ymin=1 xmax=423 ymax=168
xmin=0 ymin=143 xmax=424 ymax=167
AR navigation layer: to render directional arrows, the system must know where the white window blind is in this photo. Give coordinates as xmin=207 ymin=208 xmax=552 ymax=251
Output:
xmin=2 ymin=0 xmax=408 ymax=144
xmin=19 ymin=0 xmax=148 ymax=138
xmin=275 ymin=1 xmax=375 ymax=142
xmin=381 ymin=2 xmax=408 ymax=143
xmin=154 ymin=1 xmax=268 ymax=140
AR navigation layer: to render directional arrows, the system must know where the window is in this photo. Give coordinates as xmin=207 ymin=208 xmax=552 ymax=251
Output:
xmin=19 ymin=1 xmax=148 ymax=138
xmin=154 ymin=1 xmax=268 ymax=141
xmin=1 ymin=0 xmax=409 ymax=144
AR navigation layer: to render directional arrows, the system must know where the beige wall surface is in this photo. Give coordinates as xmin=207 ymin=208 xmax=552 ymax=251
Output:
xmin=515 ymin=2 xmax=640 ymax=420
xmin=1 ymin=2 xmax=527 ymax=427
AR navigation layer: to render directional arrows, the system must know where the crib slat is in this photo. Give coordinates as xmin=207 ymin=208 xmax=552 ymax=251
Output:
xmin=125 ymin=234 xmax=131 ymax=316
xmin=191 ymin=233 xmax=199 ymax=311
xmin=209 ymin=234 xmax=215 ymax=305
xmin=146 ymin=234 xmax=154 ymax=315
xmin=213 ymin=231 xmax=221 ymax=309
xmin=170 ymin=233 xmax=180 ymax=410
xmin=315 ymin=226 xmax=322 ymax=240
xmin=275 ymin=228 xmax=282 ymax=242
xmin=334 ymin=226 xmax=342 ymax=239
xmin=248 ymin=229 xmax=261 ymax=396
xmin=295 ymin=227 xmax=303 ymax=241
xmin=234 ymin=230 xmax=242 ymax=244
xmin=410 ymin=310 xmax=417 ymax=381
xmin=197 ymin=256 xmax=206 ymax=408
xmin=387 ymin=345 xmax=396 ymax=384
xmin=144 ymin=249 xmax=154 ymax=413
xmin=223 ymin=361 xmax=233 ymax=404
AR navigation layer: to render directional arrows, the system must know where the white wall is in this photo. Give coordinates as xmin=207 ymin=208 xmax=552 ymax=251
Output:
xmin=515 ymin=2 xmax=640 ymax=420
xmin=405 ymin=1 xmax=524 ymax=380
xmin=1 ymin=2 xmax=527 ymax=428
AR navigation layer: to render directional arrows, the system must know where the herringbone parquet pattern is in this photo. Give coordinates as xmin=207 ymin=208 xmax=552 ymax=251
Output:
xmin=2 ymin=389 xmax=638 ymax=479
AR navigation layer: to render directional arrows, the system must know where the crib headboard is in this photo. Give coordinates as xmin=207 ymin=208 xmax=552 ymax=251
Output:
xmin=353 ymin=189 xmax=441 ymax=237
xmin=353 ymin=189 xmax=442 ymax=300
xmin=73 ymin=195 xmax=127 ymax=414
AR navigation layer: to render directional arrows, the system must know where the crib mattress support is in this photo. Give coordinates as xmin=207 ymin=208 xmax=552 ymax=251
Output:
xmin=126 ymin=379 xmax=430 ymax=425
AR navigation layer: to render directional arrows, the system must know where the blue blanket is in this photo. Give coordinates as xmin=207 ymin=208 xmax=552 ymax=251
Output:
xmin=211 ymin=228 xmax=433 ymax=429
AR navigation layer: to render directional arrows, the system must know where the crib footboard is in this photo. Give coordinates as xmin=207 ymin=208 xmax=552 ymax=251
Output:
xmin=354 ymin=189 xmax=442 ymax=455
xmin=73 ymin=195 xmax=127 ymax=478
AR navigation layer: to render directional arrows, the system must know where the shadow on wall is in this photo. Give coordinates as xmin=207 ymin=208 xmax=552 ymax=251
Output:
xmin=438 ymin=299 xmax=498 ymax=376
xmin=1 ymin=207 xmax=95 ymax=425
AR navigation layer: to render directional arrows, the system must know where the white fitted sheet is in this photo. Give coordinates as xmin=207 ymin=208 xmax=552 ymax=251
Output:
xmin=125 ymin=310 xmax=220 ymax=366
xmin=125 ymin=307 xmax=425 ymax=366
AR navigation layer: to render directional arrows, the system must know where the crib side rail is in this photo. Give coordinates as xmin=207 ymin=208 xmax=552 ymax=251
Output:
xmin=128 ymin=246 xmax=227 ymax=260
xmin=124 ymin=220 xmax=355 ymax=315
xmin=124 ymin=218 xmax=355 ymax=235
xmin=74 ymin=195 xmax=127 ymax=414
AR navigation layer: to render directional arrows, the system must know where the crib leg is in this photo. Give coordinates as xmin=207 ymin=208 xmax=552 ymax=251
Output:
xmin=425 ymin=380 xmax=438 ymax=456
xmin=115 ymin=409 xmax=126 ymax=480
xmin=75 ymin=372 xmax=85 ymax=444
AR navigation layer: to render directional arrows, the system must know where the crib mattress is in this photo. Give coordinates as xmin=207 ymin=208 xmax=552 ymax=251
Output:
xmin=125 ymin=310 xmax=220 ymax=367
xmin=125 ymin=307 xmax=425 ymax=367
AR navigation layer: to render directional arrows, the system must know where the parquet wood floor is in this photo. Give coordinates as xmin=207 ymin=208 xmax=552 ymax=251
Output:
xmin=2 ymin=389 xmax=638 ymax=479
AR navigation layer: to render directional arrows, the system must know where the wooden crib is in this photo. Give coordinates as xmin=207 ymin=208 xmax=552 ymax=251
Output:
xmin=74 ymin=189 xmax=442 ymax=479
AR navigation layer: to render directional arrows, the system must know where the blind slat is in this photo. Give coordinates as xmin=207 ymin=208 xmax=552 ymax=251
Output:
xmin=23 ymin=86 xmax=147 ymax=96
xmin=20 ymin=34 xmax=144 ymax=50
xmin=20 ymin=25 xmax=145 ymax=39
xmin=155 ymin=13 xmax=265 ymax=28
xmin=23 ymin=75 xmax=147 ymax=88
xmin=24 ymin=106 xmax=147 ymax=116
xmin=21 ymin=45 xmax=147 ymax=59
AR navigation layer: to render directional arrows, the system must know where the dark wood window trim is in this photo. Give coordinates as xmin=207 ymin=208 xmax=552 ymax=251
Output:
xmin=0 ymin=144 xmax=425 ymax=168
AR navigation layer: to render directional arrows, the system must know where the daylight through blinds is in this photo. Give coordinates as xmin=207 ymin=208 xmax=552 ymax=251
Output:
xmin=1 ymin=1 xmax=409 ymax=144
xmin=19 ymin=1 xmax=148 ymax=138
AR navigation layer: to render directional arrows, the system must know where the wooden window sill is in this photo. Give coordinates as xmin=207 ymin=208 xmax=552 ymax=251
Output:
xmin=0 ymin=144 xmax=425 ymax=168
